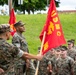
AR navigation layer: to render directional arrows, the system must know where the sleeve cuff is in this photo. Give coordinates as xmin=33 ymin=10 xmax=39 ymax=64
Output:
xmin=17 ymin=49 xmax=24 ymax=58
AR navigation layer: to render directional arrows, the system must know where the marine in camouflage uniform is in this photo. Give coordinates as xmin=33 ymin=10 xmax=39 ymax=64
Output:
xmin=0 ymin=39 xmax=19 ymax=75
xmin=56 ymin=56 xmax=74 ymax=75
xmin=0 ymin=24 xmax=24 ymax=75
xmin=12 ymin=21 xmax=35 ymax=75
xmin=55 ymin=46 xmax=74 ymax=75
xmin=67 ymin=40 xmax=76 ymax=75
xmin=38 ymin=54 xmax=50 ymax=75
xmin=67 ymin=39 xmax=76 ymax=75
xmin=67 ymin=40 xmax=76 ymax=60
xmin=38 ymin=57 xmax=49 ymax=75
xmin=68 ymin=39 xmax=76 ymax=75
xmin=67 ymin=48 xmax=76 ymax=60
xmin=45 ymin=48 xmax=55 ymax=60
xmin=48 ymin=47 xmax=61 ymax=75
xmin=70 ymin=39 xmax=76 ymax=50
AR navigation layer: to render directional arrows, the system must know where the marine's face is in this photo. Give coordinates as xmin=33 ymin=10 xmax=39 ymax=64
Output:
xmin=18 ymin=25 xmax=25 ymax=32
xmin=55 ymin=51 xmax=61 ymax=55
xmin=60 ymin=50 xmax=67 ymax=56
xmin=67 ymin=43 xmax=73 ymax=49
xmin=50 ymin=49 xmax=55 ymax=55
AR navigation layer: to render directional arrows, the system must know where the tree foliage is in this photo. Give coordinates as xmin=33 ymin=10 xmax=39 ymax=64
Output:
xmin=0 ymin=0 xmax=60 ymax=14
xmin=0 ymin=0 xmax=8 ymax=5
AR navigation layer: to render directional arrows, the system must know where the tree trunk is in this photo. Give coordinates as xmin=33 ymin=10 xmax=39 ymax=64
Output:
xmin=27 ymin=9 xmax=30 ymax=14
xmin=31 ymin=10 xmax=34 ymax=14
xmin=23 ymin=10 xmax=25 ymax=14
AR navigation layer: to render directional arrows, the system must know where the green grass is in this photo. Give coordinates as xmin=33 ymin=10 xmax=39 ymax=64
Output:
xmin=0 ymin=13 xmax=76 ymax=54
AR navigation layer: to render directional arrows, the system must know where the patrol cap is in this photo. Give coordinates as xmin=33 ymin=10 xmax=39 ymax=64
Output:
xmin=0 ymin=24 xmax=10 ymax=33
xmin=71 ymin=39 xmax=75 ymax=43
xmin=55 ymin=47 xmax=61 ymax=52
xmin=67 ymin=40 xmax=73 ymax=44
xmin=14 ymin=21 xmax=25 ymax=27
xmin=51 ymin=48 xmax=55 ymax=51
xmin=60 ymin=46 xmax=68 ymax=51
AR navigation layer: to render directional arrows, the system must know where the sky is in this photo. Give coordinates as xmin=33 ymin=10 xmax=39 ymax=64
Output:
xmin=57 ymin=0 xmax=76 ymax=10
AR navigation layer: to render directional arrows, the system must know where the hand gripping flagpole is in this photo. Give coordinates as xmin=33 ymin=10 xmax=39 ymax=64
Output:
xmin=35 ymin=31 xmax=46 ymax=75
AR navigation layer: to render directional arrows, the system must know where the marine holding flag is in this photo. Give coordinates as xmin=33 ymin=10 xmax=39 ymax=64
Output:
xmin=39 ymin=0 xmax=66 ymax=55
xmin=9 ymin=8 xmax=16 ymax=36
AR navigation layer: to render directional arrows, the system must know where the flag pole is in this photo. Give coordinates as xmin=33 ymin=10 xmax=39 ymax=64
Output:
xmin=8 ymin=0 xmax=12 ymax=15
xmin=35 ymin=31 xmax=46 ymax=75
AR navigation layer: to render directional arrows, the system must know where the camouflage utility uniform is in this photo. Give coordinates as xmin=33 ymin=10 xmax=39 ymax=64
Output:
xmin=12 ymin=32 xmax=35 ymax=75
xmin=56 ymin=56 xmax=74 ymax=75
xmin=0 ymin=38 xmax=20 ymax=75
xmin=38 ymin=55 xmax=49 ymax=75
xmin=67 ymin=48 xmax=76 ymax=60
xmin=48 ymin=56 xmax=59 ymax=75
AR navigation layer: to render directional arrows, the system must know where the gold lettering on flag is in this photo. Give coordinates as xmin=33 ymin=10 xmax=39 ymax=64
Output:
xmin=51 ymin=10 xmax=61 ymax=36
xmin=43 ymin=42 xmax=48 ymax=51
xmin=51 ymin=10 xmax=57 ymax=17
xmin=55 ymin=24 xmax=60 ymax=29
xmin=57 ymin=31 xmax=61 ymax=36
xmin=10 ymin=24 xmax=16 ymax=31
xmin=10 ymin=24 xmax=13 ymax=30
xmin=53 ymin=17 xmax=58 ymax=23
xmin=47 ymin=22 xmax=54 ymax=35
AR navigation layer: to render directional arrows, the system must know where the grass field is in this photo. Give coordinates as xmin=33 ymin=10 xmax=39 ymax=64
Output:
xmin=0 ymin=13 xmax=76 ymax=54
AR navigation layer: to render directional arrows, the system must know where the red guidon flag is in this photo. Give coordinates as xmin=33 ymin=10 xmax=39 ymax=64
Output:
xmin=9 ymin=8 xmax=16 ymax=36
xmin=39 ymin=0 xmax=66 ymax=55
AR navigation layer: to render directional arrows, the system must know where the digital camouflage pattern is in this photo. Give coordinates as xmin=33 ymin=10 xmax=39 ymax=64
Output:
xmin=45 ymin=51 xmax=55 ymax=61
xmin=12 ymin=32 xmax=29 ymax=52
xmin=0 ymin=38 xmax=19 ymax=75
xmin=12 ymin=32 xmax=35 ymax=75
xmin=0 ymin=24 xmax=10 ymax=33
xmin=67 ymin=48 xmax=76 ymax=60
xmin=73 ymin=61 xmax=76 ymax=75
xmin=56 ymin=56 xmax=74 ymax=75
xmin=38 ymin=55 xmax=49 ymax=75
xmin=48 ymin=56 xmax=59 ymax=75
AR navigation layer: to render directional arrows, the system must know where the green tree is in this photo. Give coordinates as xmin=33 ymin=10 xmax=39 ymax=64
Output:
xmin=0 ymin=0 xmax=8 ymax=5
xmin=0 ymin=0 xmax=60 ymax=14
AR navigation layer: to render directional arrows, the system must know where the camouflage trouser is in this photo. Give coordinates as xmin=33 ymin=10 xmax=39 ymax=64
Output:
xmin=15 ymin=64 xmax=25 ymax=75
xmin=57 ymin=73 xmax=71 ymax=75
xmin=73 ymin=62 xmax=76 ymax=75
xmin=2 ymin=72 xmax=15 ymax=75
xmin=26 ymin=61 xmax=35 ymax=75
xmin=74 ymin=69 xmax=76 ymax=75
xmin=4 ymin=67 xmax=15 ymax=75
xmin=26 ymin=68 xmax=35 ymax=75
xmin=38 ymin=69 xmax=49 ymax=75
xmin=6 ymin=72 xmax=15 ymax=75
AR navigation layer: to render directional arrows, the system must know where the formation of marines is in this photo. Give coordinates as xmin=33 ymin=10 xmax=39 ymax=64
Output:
xmin=0 ymin=21 xmax=76 ymax=75
xmin=37 ymin=40 xmax=76 ymax=75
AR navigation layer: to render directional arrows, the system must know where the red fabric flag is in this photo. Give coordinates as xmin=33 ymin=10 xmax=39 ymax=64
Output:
xmin=39 ymin=0 xmax=66 ymax=55
xmin=9 ymin=8 xmax=16 ymax=36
